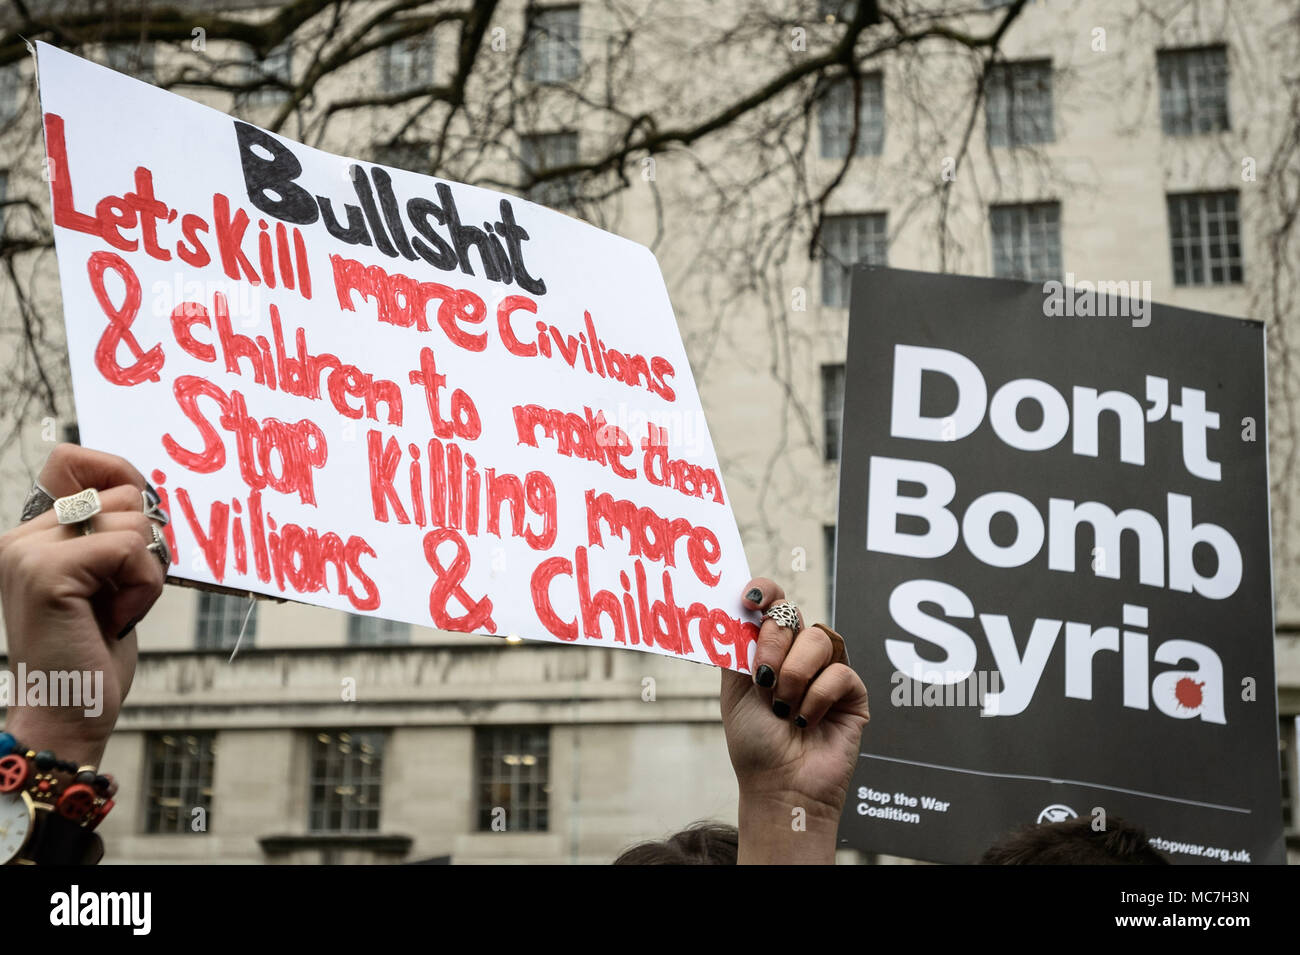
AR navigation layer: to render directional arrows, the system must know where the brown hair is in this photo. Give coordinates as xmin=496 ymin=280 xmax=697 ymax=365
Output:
xmin=613 ymin=822 xmax=738 ymax=865
xmin=979 ymin=817 xmax=1170 ymax=865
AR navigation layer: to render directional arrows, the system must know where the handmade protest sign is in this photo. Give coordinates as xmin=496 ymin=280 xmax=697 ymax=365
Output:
xmin=835 ymin=266 xmax=1283 ymax=864
xmin=37 ymin=43 xmax=757 ymax=670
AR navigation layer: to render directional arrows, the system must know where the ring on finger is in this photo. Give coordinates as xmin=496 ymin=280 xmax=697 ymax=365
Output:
xmin=762 ymin=600 xmax=802 ymax=633
xmin=19 ymin=481 xmax=56 ymax=522
xmin=146 ymin=523 xmax=170 ymax=571
xmin=53 ymin=488 xmax=102 ymax=534
xmin=142 ymin=487 xmax=169 ymax=526
xmin=812 ymin=623 xmax=850 ymax=667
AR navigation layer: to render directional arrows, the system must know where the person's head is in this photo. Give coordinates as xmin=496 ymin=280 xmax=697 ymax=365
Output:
xmin=613 ymin=822 xmax=738 ymax=865
xmin=979 ymin=816 xmax=1169 ymax=865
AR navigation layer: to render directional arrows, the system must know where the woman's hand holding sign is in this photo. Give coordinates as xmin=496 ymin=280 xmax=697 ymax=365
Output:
xmin=0 ymin=444 xmax=166 ymax=767
xmin=722 ymin=578 xmax=870 ymax=864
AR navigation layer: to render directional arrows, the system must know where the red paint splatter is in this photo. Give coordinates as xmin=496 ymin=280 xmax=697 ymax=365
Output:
xmin=1174 ymin=677 xmax=1204 ymax=710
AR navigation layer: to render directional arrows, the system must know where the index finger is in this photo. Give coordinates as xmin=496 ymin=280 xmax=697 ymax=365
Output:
xmin=741 ymin=577 xmax=786 ymax=611
xmin=38 ymin=443 xmax=147 ymax=497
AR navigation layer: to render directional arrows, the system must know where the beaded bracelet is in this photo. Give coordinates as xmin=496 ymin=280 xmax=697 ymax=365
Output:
xmin=0 ymin=732 xmax=115 ymax=829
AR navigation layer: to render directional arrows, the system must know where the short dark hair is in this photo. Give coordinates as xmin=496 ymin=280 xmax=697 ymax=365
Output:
xmin=613 ymin=822 xmax=738 ymax=865
xmin=979 ymin=817 xmax=1169 ymax=865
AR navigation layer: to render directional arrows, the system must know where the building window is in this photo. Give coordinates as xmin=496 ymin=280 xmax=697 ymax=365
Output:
xmin=0 ymin=64 xmax=19 ymax=126
xmin=818 ymin=0 xmax=858 ymax=19
xmin=823 ymin=524 xmax=838 ymax=619
xmin=521 ymin=131 xmax=580 ymax=208
xmin=104 ymin=43 xmax=156 ymax=83
xmin=309 ymin=730 xmax=385 ymax=833
xmin=1167 ymin=191 xmax=1242 ymax=286
xmin=373 ymin=140 xmax=431 ymax=173
xmin=238 ymin=43 xmax=292 ymax=108
xmin=1158 ymin=46 xmax=1229 ymax=136
xmin=196 ymin=592 xmax=257 ymax=650
xmin=347 ymin=615 xmax=411 ymax=646
xmin=986 ymin=60 xmax=1053 ymax=146
xmin=524 ymin=6 xmax=580 ymax=84
xmin=990 ymin=201 xmax=1061 ymax=282
xmin=475 ymin=726 xmax=549 ymax=832
xmin=381 ymin=32 xmax=434 ymax=93
xmin=144 ymin=732 xmax=215 ymax=834
xmin=822 ymin=363 xmax=846 ymax=462
xmin=818 ymin=74 xmax=884 ymax=158
xmin=819 ymin=213 xmax=887 ymax=308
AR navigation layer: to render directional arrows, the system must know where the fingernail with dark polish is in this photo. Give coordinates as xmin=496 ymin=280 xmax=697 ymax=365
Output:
xmin=772 ymin=699 xmax=791 ymax=719
xmin=755 ymin=664 xmax=775 ymax=688
xmin=116 ymin=617 xmax=141 ymax=641
xmin=794 ymin=715 xmax=808 ymax=728
xmin=745 ymin=588 xmax=763 ymax=604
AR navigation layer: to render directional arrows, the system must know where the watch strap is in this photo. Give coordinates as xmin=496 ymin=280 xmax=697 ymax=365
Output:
xmin=25 ymin=807 xmax=103 ymax=865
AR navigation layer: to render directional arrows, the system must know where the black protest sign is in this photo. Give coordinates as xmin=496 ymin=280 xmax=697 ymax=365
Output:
xmin=834 ymin=266 xmax=1282 ymax=865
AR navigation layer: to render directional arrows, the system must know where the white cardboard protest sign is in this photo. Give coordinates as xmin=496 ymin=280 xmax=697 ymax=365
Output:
xmin=36 ymin=43 xmax=758 ymax=670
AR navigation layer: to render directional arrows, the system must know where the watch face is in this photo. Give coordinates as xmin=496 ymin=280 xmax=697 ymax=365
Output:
xmin=0 ymin=791 xmax=35 ymax=864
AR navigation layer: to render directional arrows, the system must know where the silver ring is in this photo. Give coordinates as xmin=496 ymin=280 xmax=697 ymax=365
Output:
xmin=146 ymin=523 xmax=171 ymax=570
xmin=142 ymin=487 xmax=169 ymax=526
xmin=762 ymin=601 xmax=803 ymax=633
xmin=53 ymin=488 xmax=102 ymax=526
xmin=19 ymin=482 xmax=56 ymax=522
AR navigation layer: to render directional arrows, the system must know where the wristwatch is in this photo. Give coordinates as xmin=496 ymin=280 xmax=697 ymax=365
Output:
xmin=0 ymin=791 xmax=103 ymax=865
xmin=0 ymin=790 xmax=36 ymax=864
xmin=0 ymin=740 xmax=110 ymax=865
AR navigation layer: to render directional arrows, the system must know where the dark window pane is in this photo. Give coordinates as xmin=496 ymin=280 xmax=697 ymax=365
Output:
xmin=196 ymin=592 xmax=257 ymax=650
xmin=818 ymin=73 xmax=885 ymax=158
xmin=381 ymin=31 xmax=434 ymax=93
xmin=990 ymin=202 xmax=1062 ymax=282
xmin=307 ymin=730 xmax=386 ymax=833
xmin=1166 ymin=191 xmax=1243 ymax=287
xmin=521 ymin=131 xmax=580 ymax=209
xmin=347 ymin=614 xmax=412 ymax=645
xmin=144 ymin=732 xmax=216 ymax=834
xmin=524 ymin=6 xmax=580 ymax=83
xmin=819 ymin=214 xmax=887 ymax=308
xmin=821 ymin=364 xmax=846 ymax=462
xmin=987 ymin=61 xmax=1053 ymax=146
xmin=473 ymin=727 xmax=551 ymax=832
xmin=1158 ymin=47 xmax=1229 ymax=136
